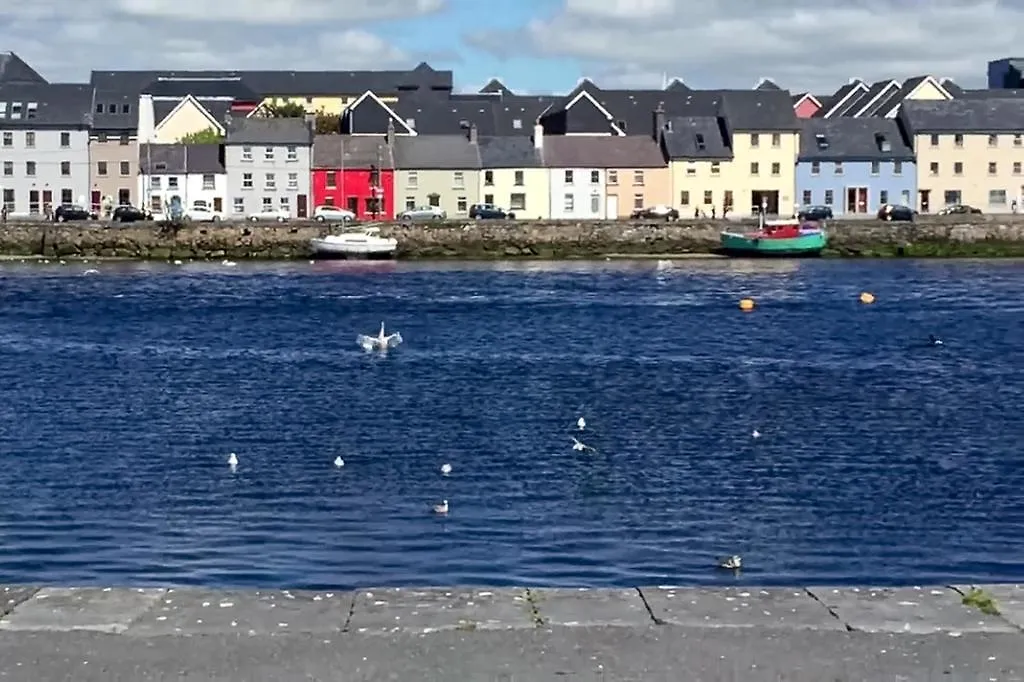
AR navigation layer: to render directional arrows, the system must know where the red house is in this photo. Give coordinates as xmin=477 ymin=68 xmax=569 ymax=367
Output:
xmin=311 ymin=135 xmax=394 ymax=219
xmin=792 ymin=93 xmax=822 ymax=118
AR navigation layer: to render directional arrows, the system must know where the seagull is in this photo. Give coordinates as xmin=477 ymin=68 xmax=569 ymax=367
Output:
xmin=334 ymin=456 xmax=344 ymax=468
xmin=571 ymin=436 xmax=596 ymax=453
xmin=227 ymin=453 xmax=238 ymax=470
xmin=576 ymin=416 xmax=586 ymax=430
xmin=718 ymin=555 xmax=742 ymax=570
xmin=433 ymin=500 xmax=449 ymax=515
xmin=440 ymin=463 xmax=452 ymax=476
xmin=751 ymin=429 xmax=761 ymax=439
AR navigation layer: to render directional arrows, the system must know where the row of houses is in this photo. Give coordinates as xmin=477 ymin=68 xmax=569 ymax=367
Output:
xmin=4 ymin=53 xmax=1024 ymax=218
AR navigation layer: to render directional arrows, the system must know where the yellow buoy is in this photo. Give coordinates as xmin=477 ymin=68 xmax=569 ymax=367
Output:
xmin=859 ymin=292 xmax=875 ymax=304
xmin=739 ymin=298 xmax=755 ymax=311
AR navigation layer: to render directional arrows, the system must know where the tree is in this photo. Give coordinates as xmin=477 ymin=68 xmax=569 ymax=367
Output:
xmin=316 ymin=113 xmax=341 ymax=134
xmin=178 ymin=128 xmax=223 ymax=144
xmin=262 ymin=101 xmax=307 ymax=118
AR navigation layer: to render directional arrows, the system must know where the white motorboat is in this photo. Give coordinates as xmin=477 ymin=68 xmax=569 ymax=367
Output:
xmin=310 ymin=226 xmax=398 ymax=258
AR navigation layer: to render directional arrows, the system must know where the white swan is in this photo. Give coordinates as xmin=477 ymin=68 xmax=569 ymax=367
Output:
xmin=440 ymin=463 xmax=452 ymax=476
xmin=227 ymin=453 xmax=238 ymax=470
xmin=334 ymin=456 xmax=344 ymax=468
xmin=577 ymin=417 xmax=586 ymax=430
xmin=357 ymin=321 xmax=402 ymax=351
xmin=571 ymin=436 xmax=596 ymax=453
xmin=433 ymin=500 xmax=449 ymax=514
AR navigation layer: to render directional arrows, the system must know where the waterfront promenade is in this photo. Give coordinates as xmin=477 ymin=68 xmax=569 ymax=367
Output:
xmin=1 ymin=584 xmax=1022 ymax=680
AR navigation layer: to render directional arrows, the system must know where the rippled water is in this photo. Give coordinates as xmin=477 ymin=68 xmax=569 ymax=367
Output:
xmin=0 ymin=257 xmax=1021 ymax=589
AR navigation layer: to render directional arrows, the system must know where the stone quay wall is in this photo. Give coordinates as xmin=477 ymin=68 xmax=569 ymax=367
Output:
xmin=1 ymin=217 xmax=1024 ymax=260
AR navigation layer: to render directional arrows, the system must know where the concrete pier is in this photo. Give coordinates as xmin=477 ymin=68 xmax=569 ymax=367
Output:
xmin=0 ymin=584 xmax=1022 ymax=680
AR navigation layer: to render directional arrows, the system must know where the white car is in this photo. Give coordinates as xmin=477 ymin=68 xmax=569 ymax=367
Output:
xmin=313 ymin=205 xmax=356 ymax=222
xmin=185 ymin=205 xmax=223 ymax=222
xmin=398 ymin=205 xmax=446 ymax=221
xmin=248 ymin=207 xmax=290 ymax=222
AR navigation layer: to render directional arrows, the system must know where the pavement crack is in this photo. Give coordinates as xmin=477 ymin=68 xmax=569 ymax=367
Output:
xmin=524 ymin=588 xmax=545 ymax=628
xmin=804 ymin=587 xmax=856 ymax=632
xmin=340 ymin=591 xmax=357 ymax=633
xmin=634 ymin=587 xmax=665 ymax=625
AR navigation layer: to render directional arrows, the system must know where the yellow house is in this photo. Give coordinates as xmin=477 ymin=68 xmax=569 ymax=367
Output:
xmin=478 ymin=133 xmax=549 ymax=218
xmin=900 ymin=99 xmax=1024 ymax=213
xmin=664 ymin=116 xmax=737 ymax=218
xmin=727 ymin=129 xmax=800 ymax=215
xmin=137 ymin=94 xmax=225 ymax=144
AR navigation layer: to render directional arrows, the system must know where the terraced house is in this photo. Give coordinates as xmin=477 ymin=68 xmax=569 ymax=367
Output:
xmin=223 ymin=117 xmax=312 ymax=218
xmin=88 ymin=90 xmax=137 ymax=213
xmin=392 ymin=129 xmax=481 ymax=218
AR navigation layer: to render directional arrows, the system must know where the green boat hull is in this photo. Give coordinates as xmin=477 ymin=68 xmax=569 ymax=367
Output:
xmin=719 ymin=231 xmax=827 ymax=257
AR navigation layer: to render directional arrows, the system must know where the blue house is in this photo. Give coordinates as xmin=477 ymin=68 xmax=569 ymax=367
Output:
xmin=796 ymin=118 xmax=916 ymax=216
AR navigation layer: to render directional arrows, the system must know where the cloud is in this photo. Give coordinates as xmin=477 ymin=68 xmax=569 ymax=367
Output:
xmin=467 ymin=0 xmax=1020 ymax=92
xmin=0 ymin=0 xmax=444 ymax=81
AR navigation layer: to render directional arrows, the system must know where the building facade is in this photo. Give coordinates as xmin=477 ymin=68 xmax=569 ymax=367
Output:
xmin=392 ymin=131 xmax=480 ymax=218
xmin=223 ymin=117 xmax=312 ymax=218
xmin=89 ymin=89 xmax=138 ymax=214
xmin=478 ymin=132 xmax=548 ymax=218
xmin=311 ymin=134 xmax=395 ymax=218
xmin=137 ymin=143 xmax=226 ymax=214
xmin=663 ymin=116 xmax=735 ymax=217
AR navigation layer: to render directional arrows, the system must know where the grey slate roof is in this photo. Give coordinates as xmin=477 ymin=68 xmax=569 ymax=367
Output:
xmin=478 ymin=136 xmax=542 ymax=168
xmin=541 ymin=135 xmax=667 ymax=168
xmin=717 ymin=90 xmax=799 ymax=131
xmin=142 ymin=78 xmax=260 ymax=101
xmin=479 ymin=79 xmax=513 ymax=96
xmin=661 ymin=116 xmax=732 ymax=160
xmin=870 ymin=76 xmax=929 ymax=117
xmin=392 ymin=135 xmax=481 ymax=169
xmin=312 ymin=135 xmax=393 ymax=169
xmin=224 ymin=117 xmax=312 ymax=145
xmin=814 ymin=82 xmax=865 ymax=117
xmin=91 ymin=90 xmax=136 ymax=132
xmin=152 ymin=97 xmax=231 ymax=129
xmin=0 ymin=53 xmax=47 ymax=85
xmin=755 ymin=79 xmax=781 ymax=91
xmin=138 ymin=144 xmax=224 ymax=174
xmin=957 ymin=88 xmax=1024 ymax=99
xmin=797 ymin=118 xmax=913 ymax=161
xmin=665 ymin=79 xmax=691 ymax=92
xmin=0 ymin=83 xmax=93 ymax=128
xmin=900 ymin=99 xmax=1024 ymax=133
xmin=941 ymin=79 xmax=964 ymax=97
xmin=394 ymin=94 xmax=555 ymax=136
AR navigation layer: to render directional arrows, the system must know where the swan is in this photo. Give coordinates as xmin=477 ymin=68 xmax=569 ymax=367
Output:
xmin=571 ymin=436 xmax=596 ymax=453
xmin=227 ymin=453 xmax=238 ymax=470
xmin=752 ymin=429 xmax=761 ymax=439
xmin=577 ymin=417 xmax=586 ymax=430
xmin=718 ymin=555 xmax=742 ymax=570
xmin=357 ymin=321 xmax=402 ymax=351
xmin=433 ymin=500 xmax=449 ymax=515
xmin=334 ymin=456 xmax=344 ymax=468
xmin=440 ymin=463 xmax=452 ymax=475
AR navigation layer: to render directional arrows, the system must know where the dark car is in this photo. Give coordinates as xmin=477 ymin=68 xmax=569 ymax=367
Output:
xmin=112 ymin=205 xmax=151 ymax=223
xmin=797 ymin=205 xmax=833 ymax=221
xmin=469 ymin=203 xmax=515 ymax=219
xmin=937 ymin=204 xmax=982 ymax=215
xmin=53 ymin=204 xmax=97 ymax=222
xmin=877 ymin=204 xmax=915 ymax=222
xmin=630 ymin=205 xmax=679 ymax=220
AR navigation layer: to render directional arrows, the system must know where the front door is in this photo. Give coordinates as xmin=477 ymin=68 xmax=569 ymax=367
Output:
xmin=118 ymin=188 xmax=131 ymax=206
xmin=347 ymin=197 xmax=358 ymax=215
xmin=90 ymin=190 xmax=101 ymax=214
xmin=296 ymin=194 xmax=307 ymax=218
xmin=41 ymin=190 xmax=51 ymax=215
xmin=919 ymin=189 xmax=930 ymax=213
xmin=213 ymin=197 xmax=222 ymax=212
xmin=605 ymin=194 xmax=618 ymax=218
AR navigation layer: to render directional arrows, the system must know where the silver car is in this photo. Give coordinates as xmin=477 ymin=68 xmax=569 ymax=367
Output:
xmin=399 ymin=205 xmax=446 ymax=221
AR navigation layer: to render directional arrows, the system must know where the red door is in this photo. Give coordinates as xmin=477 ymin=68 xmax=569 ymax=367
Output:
xmin=90 ymin=190 xmax=101 ymax=214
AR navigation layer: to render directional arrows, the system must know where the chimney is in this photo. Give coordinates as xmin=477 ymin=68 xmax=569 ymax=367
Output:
xmin=533 ymin=123 xmax=543 ymax=150
xmin=137 ymin=93 xmax=155 ymax=143
xmin=304 ymin=113 xmax=316 ymax=136
xmin=653 ymin=101 xmax=665 ymax=140
xmin=386 ymin=118 xmax=395 ymax=146
xmin=468 ymin=122 xmax=478 ymax=144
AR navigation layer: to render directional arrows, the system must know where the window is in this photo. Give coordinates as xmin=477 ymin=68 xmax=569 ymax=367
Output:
xmin=685 ymin=164 xmax=696 ymax=177
xmin=801 ymin=190 xmax=811 ymax=205
xmin=954 ymin=134 xmax=963 ymax=147
xmin=590 ymin=170 xmax=600 ymax=184
xmin=1016 ymin=134 xmax=1023 ymax=147
xmin=24 ymin=132 xmax=34 ymax=147
xmin=323 ymin=197 xmax=334 ymax=207
xmin=509 ymin=193 xmax=526 ymax=211
xmin=833 ymin=162 xmax=843 ymax=175
xmin=405 ymin=197 xmax=415 ymax=210
xmin=770 ymin=162 xmax=780 ymax=176
xmin=280 ymin=196 xmax=290 ymax=210
xmin=1015 ymin=162 xmax=1022 ymax=175
xmin=989 ymin=134 xmax=998 ymax=147
xmin=563 ymin=193 xmax=574 ymax=211
xmin=60 ymin=132 xmax=70 ymax=148
xmin=750 ymin=133 xmax=759 ymax=148
xmin=930 ymin=134 xmax=940 ymax=147
xmin=880 ymin=190 xmax=889 ymax=205
xmin=25 ymin=161 xmax=35 ymax=176
xmin=633 ymin=170 xmax=644 ymax=185
xmin=61 ymin=189 xmax=73 ymax=204
xmin=286 ymin=146 xmax=297 ymax=161
xmin=97 ymin=161 xmax=108 ymax=176
xmin=288 ymin=172 xmax=297 ymax=189
xmin=151 ymin=177 xmax=162 ymax=189
xmin=989 ymin=162 xmax=998 ymax=175
xmin=60 ymin=161 xmax=70 ymax=176
xmin=608 ymin=170 xmax=618 ymax=185
xmin=943 ymin=190 xmax=961 ymax=205
xmin=155 ymin=162 xmax=167 ymax=172
xmin=117 ymin=188 xmax=130 ymax=206
xmin=679 ymin=191 xmax=690 ymax=205
xmin=513 ymin=170 xmax=524 ymax=186
xmin=453 ymin=171 xmax=464 ymax=188
xmin=408 ymin=171 xmax=418 ymax=188
xmin=810 ymin=161 xmax=820 ymax=175
xmin=710 ymin=162 xmax=720 ymax=175
xmin=202 ymin=174 xmax=215 ymax=190
xmin=953 ymin=162 xmax=963 ymax=175
xmin=564 ymin=170 xmax=574 ymax=184
xmin=122 ymin=103 xmax=130 ymax=114
xmin=989 ymin=189 xmax=1007 ymax=206
xmin=590 ymin=193 xmax=600 ymax=213
xmin=633 ymin=193 xmax=644 ymax=209
xmin=167 ymin=177 xmax=179 ymax=189
xmin=242 ymin=146 xmax=253 ymax=161
xmin=703 ymin=190 xmax=713 ymax=204
xmin=484 ymin=170 xmax=494 ymax=186
xmin=2 ymin=188 xmax=13 ymax=213
xmin=262 ymin=196 xmax=273 ymax=209
xmin=723 ymin=190 xmax=733 ymax=209
xmin=8 ymin=103 xmax=18 ymax=119
xmin=750 ymin=162 xmax=759 ymax=175
xmin=1 ymin=132 xmax=10 ymax=147
xmin=893 ymin=161 xmax=902 ymax=175
xmin=771 ymin=133 xmax=781 ymax=148
xmin=512 ymin=119 xmax=522 ymax=129
xmin=457 ymin=196 xmax=468 ymax=213
xmin=119 ymin=134 xmax=129 ymax=146
xmin=150 ymin=195 xmax=161 ymax=212
xmin=265 ymin=173 xmax=276 ymax=190
xmin=483 ymin=194 xmax=494 ymax=205
xmin=29 ymin=190 xmax=38 ymax=213
xmin=824 ymin=190 xmax=833 ymax=205
xmin=242 ymin=173 xmax=253 ymax=189
xmin=264 ymin=146 xmax=274 ymax=161
xmin=1 ymin=161 xmax=9 ymax=176
xmin=427 ymin=192 xmax=440 ymax=207
xmin=929 ymin=162 xmax=939 ymax=175
xmin=326 ymin=171 xmax=336 ymax=188
xmin=870 ymin=161 xmax=880 ymax=175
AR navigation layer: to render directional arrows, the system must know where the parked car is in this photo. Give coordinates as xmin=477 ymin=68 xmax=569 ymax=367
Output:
xmin=399 ymin=205 xmax=446 ymax=221
xmin=469 ymin=203 xmax=514 ymax=219
xmin=53 ymin=204 xmax=97 ymax=222
xmin=877 ymin=204 xmax=915 ymax=222
xmin=313 ymin=205 xmax=356 ymax=222
xmin=797 ymin=205 xmax=833 ymax=221
xmin=111 ymin=205 xmax=151 ymax=223
xmin=937 ymin=204 xmax=982 ymax=215
xmin=630 ymin=205 xmax=679 ymax=220
xmin=248 ymin=207 xmax=290 ymax=222
xmin=185 ymin=205 xmax=224 ymax=222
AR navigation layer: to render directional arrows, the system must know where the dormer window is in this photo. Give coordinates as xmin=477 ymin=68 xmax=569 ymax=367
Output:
xmin=405 ymin=118 xmax=415 ymax=129
xmin=95 ymin=103 xmax=104 ymax=114
xmin=695 ymin=133 xmax=706 ymax=151
xmin=108 ymin=104 xmax=116 ymax=114
xmin=26 ymin=102 xmax=36 ymax=119
xmin=122 ymin=104 xmax=131 ymax=114
xmin=154 ymin=162 xmax=167 ymax=171
xmin=875 ymin=133 xmax=891 ymax=152
xmin=512 ymin=118 xmax=522 ymax=129
xmin=10 ymin=103 xmax=22 ymax=119
xmin=815 ymin=134 xmax=828 ymax=150
xmin=0 ymin=103 xmax=7 ymax=118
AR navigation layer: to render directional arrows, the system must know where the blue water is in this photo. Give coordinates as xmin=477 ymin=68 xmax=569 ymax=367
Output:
xmin=0 ymin=258 xmax=1022 ymax=590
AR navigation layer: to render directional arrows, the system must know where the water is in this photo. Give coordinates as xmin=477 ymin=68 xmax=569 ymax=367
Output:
xmin=0 ymin=258 xmax=1021 ymax=590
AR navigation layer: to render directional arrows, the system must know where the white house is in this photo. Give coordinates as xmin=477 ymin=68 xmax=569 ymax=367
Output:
xmin=137 ymin=143 xmax=227 ymax=214
xmin=540 ymin=130 xmax=607 ymax=219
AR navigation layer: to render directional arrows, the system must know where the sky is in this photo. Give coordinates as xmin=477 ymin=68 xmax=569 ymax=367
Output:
xmin=0 ymin=0 xmax=1020 ymax=95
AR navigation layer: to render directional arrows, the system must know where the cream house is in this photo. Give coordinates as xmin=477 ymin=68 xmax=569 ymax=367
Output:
xmin=663 ymin=115 xmax=736 ymax=217
xmin=137 ymin=93 xmax=226 ymax=145
xmin=478 ymin=131 xmax=548 ymax=218
xmin=900 ymin=99 xmax=1024 ymax=213
xmin=393 ymin=130 xmax=480 ymax=217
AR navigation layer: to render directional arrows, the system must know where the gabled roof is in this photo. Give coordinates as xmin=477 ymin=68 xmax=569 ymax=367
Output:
xmin=541 ymin=135 xmax=666 ymax=168
xmin=900 ymin=99 xmax=1024 ymax=134
xmin=225 ymin=116 xmax=313 ymax=145
xmin=311 ymin=135 xmax=394 ymax=169
xmin=341 ymin=90 xmax=415 ymax=135
xmin=665 ymin=79 xmax=691 ymax=92
xmin=142 ymin=77 xmax=261 ymax=101
xmin=755 ymin=78 xmax=782 ymax=91
xmin=479 ymin=79 xmax=513 ymax=96
xmin=876 ymin=76 xmax=950 ymax=117
xmin=138 ymin=143 xmax=224 ymax=174
xmin=941 ymin=78 xmax=964 ymax=97
xmin=559 ymin=88 xmax=626 ymax=134
xmin=815 ymin=81 xmax=868 ymax=117
xmin=829 ymin=80 xmax=886 ymax=117
xmin=91 ymin=90 xmax=137 ymax=133
xmin=0 ymin=53 xmax=46 ymax=85
xmin=847 ymin=80 xmax=900 ymax=117
xmin=661 ymin=116 xmax=731 ymax=160
xmin=153 ymin=95 xmax=227 ymax=135
xmin=478 ymin=136 xmax=543 ymax=168
xmin=0 ymin=83 xmax=93 ymax=128
xmin=797 ymin=118 xmax=914 ymax=161
xmin=393 ymin=94 xmax=555 ymax=136
xmin=392 ymin=134 xmax=481 ymax=169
